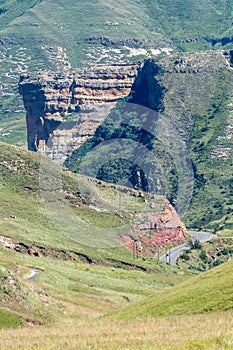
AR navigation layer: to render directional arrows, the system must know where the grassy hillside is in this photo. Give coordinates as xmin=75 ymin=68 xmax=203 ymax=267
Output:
xmin=0 ymin=143 xmax=232 ymax=348
xmin=113 ymin=257 xmax=233 ymax=319
xmin=0 ymin=142 xmax=136 ymax=258
xmin=0 ymin=309 xmax=21 ymax=329
xmin=0 ymin=245 xmax=189 ymax=325
xmin=1 ymin=0 xmax=233 ymax=61
xmin=1 ymin=0 xmax=233 ymax=148
xmin=1 ymin=243 xmax=233 ymax=348
xmin=0 ymin=0 xmax=41 ymax=31
xmin=0 ymin=141 xmax=191 ymax=326
xmin=0 ymin=141 xmax=168 ymax=256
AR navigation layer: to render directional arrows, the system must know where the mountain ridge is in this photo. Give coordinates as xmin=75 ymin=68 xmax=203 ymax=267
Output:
xmin=18 ymin=50 xmax=233 ymax=233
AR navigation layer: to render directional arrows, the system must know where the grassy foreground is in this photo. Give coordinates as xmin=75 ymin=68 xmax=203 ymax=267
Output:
xmin=0 ymin=246 xmax=189 ymax=325
xmin=0 ymin=312 xmax=233 ymax=350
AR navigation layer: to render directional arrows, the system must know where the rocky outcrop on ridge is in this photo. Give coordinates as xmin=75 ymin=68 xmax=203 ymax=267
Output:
xmin=19 ymin=63 xmax=140 ymax=163
xmin=19 ymin=50 xmax=233 ymax=163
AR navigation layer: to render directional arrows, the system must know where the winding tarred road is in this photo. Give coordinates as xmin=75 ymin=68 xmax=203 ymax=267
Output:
xmin=160 ymin=231 xmax=216 ymax=265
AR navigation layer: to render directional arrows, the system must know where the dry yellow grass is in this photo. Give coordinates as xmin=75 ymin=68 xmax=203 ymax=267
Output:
xmin=0 ymin=312 xmax=233 ymax=349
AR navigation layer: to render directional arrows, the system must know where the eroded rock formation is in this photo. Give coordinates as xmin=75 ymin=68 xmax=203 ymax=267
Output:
xmin=121 ymin=203 xmax=187 ymax=255
xmin=19 ymin=50 xmax=233 ymax=164
xmin=19 ymin=63 xmax=140 ymax=163
xmin=18 ymin=50 xmax=233 ymax=235
xmin=18 ymin=59 xmax=190 ymax=251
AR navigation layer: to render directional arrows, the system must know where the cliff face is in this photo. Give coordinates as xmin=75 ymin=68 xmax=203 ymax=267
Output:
xmin=19 ymin=50 xmax=233 ymax=234
xmin=19 ymin=63 xmax=140 ymax=162
xmin=19 ymin=51 xmax=232 ymax=162
xmin=18 ymin=60 xmax=189 ymax=250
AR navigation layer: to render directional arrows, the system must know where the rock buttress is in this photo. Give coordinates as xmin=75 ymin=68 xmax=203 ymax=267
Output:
xmin=19 ymin=63 xmax=140 ymax=162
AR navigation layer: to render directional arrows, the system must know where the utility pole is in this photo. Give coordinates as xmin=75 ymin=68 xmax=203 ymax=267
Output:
xmin=157 ymin=245 xmax=161 ymax=264
xmin=131 ymin=221 xmax=140 ymax=259
xmin=133 ymin=239 xmax=138 ymax=259
xmin=118 ymin=190 xmax=122 ymax=211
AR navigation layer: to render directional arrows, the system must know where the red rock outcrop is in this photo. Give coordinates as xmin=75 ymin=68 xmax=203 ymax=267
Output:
xmin=120 ymin=203 xmax=187 ymax=255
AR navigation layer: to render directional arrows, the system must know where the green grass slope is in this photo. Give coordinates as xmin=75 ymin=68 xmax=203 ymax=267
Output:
xmin=115 ymin=257 xmax=233 ymax=319
xmin=0 ymin=0 xmax=41 ymax=31
xmin=1 ymin=0 xmax=233 ymax=148
xmin=0 ymin=141 xmax=144 ymax=263
xmin=0 ymin=308 xmax=21 ymax=329
xmin=0 ymin=245 xmax=189 ymax=326
xmin=0 ymin=139 xmax=187 ymax=266
xmin=1 ymin=0 xmax=233 ymax=60
xmin=0 ymin=141 xmax=170 ymax=261
xmin=0 ymin=142 xmax=192 ymax=326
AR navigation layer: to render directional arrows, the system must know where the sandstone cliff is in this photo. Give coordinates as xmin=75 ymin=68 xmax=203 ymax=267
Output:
xmin=19 ymin=63 xmax=140 ymax=163
xmin=19 ymin=49 xmax=233 ymax=234
xmin=19 ymin=50 xmax=233 ymax=163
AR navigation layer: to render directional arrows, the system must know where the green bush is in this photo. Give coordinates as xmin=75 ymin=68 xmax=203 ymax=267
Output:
xmin=199 ymin=250 xmax=208 ymax=263
xmin=180 ymin=252 xmax=190 ymax=261
xmin=189 ymin=239 xmax=202 ymax=250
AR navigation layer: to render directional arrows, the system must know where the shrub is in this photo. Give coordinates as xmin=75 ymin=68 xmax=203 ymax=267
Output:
xmin=199 ymin=250 xmax=208 ymax=263
xmin=180 ymin=252 xmax=190 ymax=261
xmin=189 ymin=239 xmax=202 ymax=250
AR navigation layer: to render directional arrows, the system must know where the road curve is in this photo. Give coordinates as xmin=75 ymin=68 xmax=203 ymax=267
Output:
xmin=160 ymin=243 xmax=190 ymax=265
xmin=26 ymin=268 xmax=42 ymax=281
xmin=160 ymin=231 xmax=216 ymax=265
xmin=188 ymin=231 xmax=215 ymax=243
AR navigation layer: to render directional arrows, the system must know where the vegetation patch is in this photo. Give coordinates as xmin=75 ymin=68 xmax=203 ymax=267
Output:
xmin=0 ymin=308 xmax=21 ymax=329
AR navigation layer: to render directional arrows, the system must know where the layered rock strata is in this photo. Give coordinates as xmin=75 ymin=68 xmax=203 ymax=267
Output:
xmin=18 ymin=60 xmax=191 ymax=249
xmin=19 ymin=50 xmax=233 ymax=163
xmin=19 ymin=63 xmax=140 ymax=163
